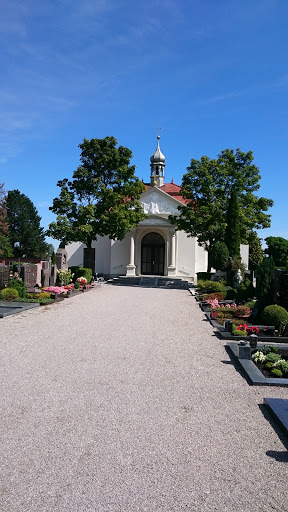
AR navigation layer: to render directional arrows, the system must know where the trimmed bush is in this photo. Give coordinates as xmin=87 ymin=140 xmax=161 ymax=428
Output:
xmin=1 ymin=288 xmax=19 ymax=301
xmin=197 ymin=280 xmax=224 ymax=293
xmin=9 ymin=277 xmax=26 ymax=298
xmin=223 ymin=286 xmax=236 ymax=300
xmin=261 ymin=305 xmax=288 ymax=329
xmin=73 ymin=267 xmax=92 ymax=283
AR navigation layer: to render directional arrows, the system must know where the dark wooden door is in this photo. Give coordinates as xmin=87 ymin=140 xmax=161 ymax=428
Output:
xmin=141 ymin=245 xmax=164 ymax=275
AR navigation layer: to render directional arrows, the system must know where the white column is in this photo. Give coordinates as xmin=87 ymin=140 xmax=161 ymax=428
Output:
xmin=129 ymin=234 xmax=135 ymax=265
xmin=168 ymin=230 xmax=176 ymax=276
xmin=126 ymin=232 xmax=136 ymax=276
xmin=171 ymin=232 xmax=176 ymax=267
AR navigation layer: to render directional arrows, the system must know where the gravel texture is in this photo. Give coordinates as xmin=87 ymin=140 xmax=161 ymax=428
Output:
xmin=1 ymin=285 xmax=288 ymax=512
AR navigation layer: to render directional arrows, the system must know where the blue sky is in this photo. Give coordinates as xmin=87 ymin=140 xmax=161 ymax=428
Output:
xmin=1 ymin=0 xmax=287 ymax=249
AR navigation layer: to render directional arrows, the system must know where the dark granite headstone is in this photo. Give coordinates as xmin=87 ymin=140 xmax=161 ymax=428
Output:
xmin=0 ymin=266 xmax=10 ymax=289
xmin=49 ymin=265 xmax=56 ymax=286
xmin=83 ymin=248 xmax=95 ymax=271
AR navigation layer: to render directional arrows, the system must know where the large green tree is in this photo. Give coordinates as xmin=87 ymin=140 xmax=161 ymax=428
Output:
xmin=224 ymin=188 xmax=240 ymax=257
xmin=264 ymin=236 xmax=288 ymax=268
xmin=0 ymin=183 xmax=13 ymax=256
xmin=170 ymin=148 xmax=273 ymax=271
xmin=6 ymin=189 xmax=49 ymax=258
xmin=47 ymin=136 xmax=146 ymax=253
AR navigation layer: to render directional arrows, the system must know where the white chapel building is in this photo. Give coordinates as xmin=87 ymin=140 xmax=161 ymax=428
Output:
xmin=65 ymin=136 xmax=248 ymax=280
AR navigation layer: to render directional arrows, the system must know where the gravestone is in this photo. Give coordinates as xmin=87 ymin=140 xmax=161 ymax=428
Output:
xmin=20 ymin=263 xmax=38 ymax=288
xmin=0 ymin=266 xmax=10 ymax=289
xmin=56 ymin=248 xmax=68 ymax=270
xmin=83 ymin=248 xmax=95 ymax=271
xmin=41 ymin=261 xmax=50 ymax=287
xmin=49 ymin=264 xmax=56 ymax=286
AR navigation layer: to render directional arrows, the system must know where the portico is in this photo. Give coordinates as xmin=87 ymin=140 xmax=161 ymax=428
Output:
xmin=126 ymin=221 xmax=177 ymax=277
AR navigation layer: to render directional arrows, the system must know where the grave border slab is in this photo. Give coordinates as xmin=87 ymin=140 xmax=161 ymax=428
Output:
xmin=227 ymin=341 xmax=288 ymax=387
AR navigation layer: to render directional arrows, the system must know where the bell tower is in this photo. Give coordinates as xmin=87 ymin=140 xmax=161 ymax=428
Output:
xmin=150 ymin=134 xmax=165 ymax=187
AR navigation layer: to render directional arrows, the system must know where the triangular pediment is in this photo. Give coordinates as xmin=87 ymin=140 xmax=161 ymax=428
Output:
xmin=140 ymin=187 xmax=182 ymax=216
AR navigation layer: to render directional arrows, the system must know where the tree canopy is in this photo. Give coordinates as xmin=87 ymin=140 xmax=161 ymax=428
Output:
xmin=264 ymin=236 xmax=288 ymax=267
xmin=169 ymin=148 xmax=273 ymax=270
xmin=6 ymin=189 xmax=48 ymax=258
xmin=47 ymin=136 xmax=146 ymax=248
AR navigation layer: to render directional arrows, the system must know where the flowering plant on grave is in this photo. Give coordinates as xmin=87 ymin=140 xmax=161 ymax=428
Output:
xmin=76 ymin=276 xmax=88 ymax=285
xmin=44 ymin=286 xmax=66 ymax=294
xmin=249 ymin=326 xmax=259 ymax=334
xmin=206 ymin=298 xmax=220 ymax=309
xmin=237 ymin=323 xmax=248 ymax=332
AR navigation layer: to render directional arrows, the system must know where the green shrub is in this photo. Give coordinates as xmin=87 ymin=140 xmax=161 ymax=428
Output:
xmin=57 ymin=269 xmax=72 ymax=285
xmin=74 ymin=281 xmax=80 ymax=289
xmin=196 ymin=272 xmax=212 ymax=281
xmin=236 ymin=278 xmax=254 ymax=302
xmin=232 ymin=327 xmax=247 ymax=336
xmin=197 ymin=280 xmax=224 ymax=293
xmin=38 ymin=292 xmax=52 ymax=299
xmin=223 ymin=287 xmax=236 ymax=300
xmin=244 ymin=301 xmax=256 ymax=310
xmin=69 ymin=265 xmax=80 ymax=275
xmin=73 ymin=267 xmax=92 ymax=283
xmin=1 ymin=288 xmax=19 ymax=300
xmin=210 ymin=241 xmax=229 ymax=271
xmin=265 ymin=362 xmax=274 ymax=369
xmin=271 ymin=368 xmax=283 ymax=378
xmin=260 ymin=345 xmax=278 ymax=355
xmin=274 ymin=359 xmax=288 ymax=376
xmin=256 ymin=257 xmax=277 ymax=309
xmin=9 ymin=277 xmax=26 ymax=298
xmin=265 ymin=352 xmax=282 ymax=363
xmin=261 ymin=305 xmax=288 ymax=329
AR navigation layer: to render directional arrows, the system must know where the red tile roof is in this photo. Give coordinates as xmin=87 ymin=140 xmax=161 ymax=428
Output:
xmin=143 ymin=181 xmax=190 ymax=205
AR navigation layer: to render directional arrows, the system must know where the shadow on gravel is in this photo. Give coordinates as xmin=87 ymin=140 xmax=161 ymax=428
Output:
xmin=258 ymin=404 xmax=288 ymax=457
xmin=223 ymin=345 xmax=252 ymax=386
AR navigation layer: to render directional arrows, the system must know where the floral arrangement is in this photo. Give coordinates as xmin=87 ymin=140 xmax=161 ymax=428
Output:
xmin=252 ymin=345 xmax=288 ymax=377
xmin=57 ymin=269 xmax=72 ymax=285
xmin=44 ymin=286 xmax=66 ymax=294
xmin=76 ymin=277 xmax=88 ymax=285
xmin=206 ymin=298 xmax=237 ymax=309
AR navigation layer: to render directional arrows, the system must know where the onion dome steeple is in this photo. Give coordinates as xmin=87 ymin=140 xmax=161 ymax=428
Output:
xmin=150 ymin=134 xmax=165 ymax=187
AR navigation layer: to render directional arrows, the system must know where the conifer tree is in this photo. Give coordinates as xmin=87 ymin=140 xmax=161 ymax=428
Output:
xmin=0 ymin=183 xmax=13 ymax=256
xmin=6 ymin=189 xmax=48 ymax=258
xmin=248 ymin=231 xmax=263 ymax=270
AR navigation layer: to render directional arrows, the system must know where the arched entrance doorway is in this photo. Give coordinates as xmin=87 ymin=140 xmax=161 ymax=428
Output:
xmin=141 ymin=232 xmax=165 ymax=275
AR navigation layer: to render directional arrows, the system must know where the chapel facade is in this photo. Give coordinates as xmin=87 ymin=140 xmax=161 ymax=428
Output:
xmin=65 ymin=137 xmax=247 ymax=280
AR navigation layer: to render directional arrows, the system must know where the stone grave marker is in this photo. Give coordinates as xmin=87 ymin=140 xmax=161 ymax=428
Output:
xmin=20 ymin=263 xmax=38 ymax=288
xmin=0 ymin=266 xmax=10 ymax=289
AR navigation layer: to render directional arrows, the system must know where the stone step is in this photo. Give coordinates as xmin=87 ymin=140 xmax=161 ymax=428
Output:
xmin=107 ymin=276 xmax=191 ymax=289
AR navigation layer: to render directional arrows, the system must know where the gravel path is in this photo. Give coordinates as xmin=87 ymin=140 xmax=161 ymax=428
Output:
xmin=1 ymin=285 xmax=288 ymax=512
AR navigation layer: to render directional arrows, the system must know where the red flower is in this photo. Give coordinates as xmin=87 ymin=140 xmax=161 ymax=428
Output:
xmin=237 ymin=324 xmax=248 ymax=331
xmin=249 ymin=326 xmax=259 ymax=334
